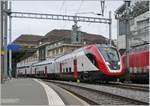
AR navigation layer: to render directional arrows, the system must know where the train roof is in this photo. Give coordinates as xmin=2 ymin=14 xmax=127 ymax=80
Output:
xmin=55 ymin=52 xmax=73 ymax=61
xmin=96 ymin=44 xmax=116 ymax=48
xmin=55 ymin=44 xmax=115 ymax=61
xmin=32 ymin=58 xmax=55 ymax=66
xmin=55 ymin=47 xmax=85 ymax=61
xmin=17 ymin=62 xmax=35 ymax=68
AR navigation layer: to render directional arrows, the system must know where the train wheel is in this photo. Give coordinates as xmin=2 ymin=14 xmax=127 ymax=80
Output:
xmin=82 ymin=74 xmax=89 ymax=81
xmin=104 ymin=81 xmax=109 ymax=84
xmin=79 ymin=74 xmax=88 ymax=82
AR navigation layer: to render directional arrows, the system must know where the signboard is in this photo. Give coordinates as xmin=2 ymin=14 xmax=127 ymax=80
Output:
xmin=7 ymin=43 xmax=22 ymax=51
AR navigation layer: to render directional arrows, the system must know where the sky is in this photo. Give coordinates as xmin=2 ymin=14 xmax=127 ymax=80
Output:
xmin=11 ymin=0 xmax=124 ymax=41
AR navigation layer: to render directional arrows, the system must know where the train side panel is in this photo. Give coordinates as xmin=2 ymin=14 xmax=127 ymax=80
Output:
xmin=121 ymin=44 xmax=149 ymax=83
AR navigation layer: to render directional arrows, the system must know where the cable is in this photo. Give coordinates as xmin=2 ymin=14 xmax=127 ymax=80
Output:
xmin=62 ymin=7 xmax=67 ymax=28
xmin=59 ymin=0 xmax=66 ymax=14
xmin=76 ymin=0 xmax=84 ymax=14
xmin=59 ymin=0 xmax=66 ymax=29
xmin=83 ymin=22 xmax=92 ymax=29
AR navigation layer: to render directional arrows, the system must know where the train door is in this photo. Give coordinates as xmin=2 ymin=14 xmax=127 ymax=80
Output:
xmin=25 ymin=68 xmax=26 ymax=77
xmin=60 ymin=63 xmax=62 ymax=73
xmin=17 ymin=69 xmax=19 ymax=77
xmin=73 ymin=59 xmax=78 ymax=80
xmin=35 ymin=68 xmax=36 ymax=77
xmin=60 ymin=63 xmax=63 ymax=79
xmin=30 ymin=67 xmax=32 ymax=76
xmin=45 ymin=66 xmax=47 ymax=78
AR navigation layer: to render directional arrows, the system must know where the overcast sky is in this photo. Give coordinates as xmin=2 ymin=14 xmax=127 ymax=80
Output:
xmin=11 ymin=0 xmax=124 ymax=41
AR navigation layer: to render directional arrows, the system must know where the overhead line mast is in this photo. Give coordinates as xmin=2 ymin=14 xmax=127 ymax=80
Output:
xmin=10 ymin=12 xmax=110 ymax=24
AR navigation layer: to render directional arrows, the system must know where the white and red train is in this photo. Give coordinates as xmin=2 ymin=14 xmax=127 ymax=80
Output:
xmin=17 ymin=44 xmax=124 ymax=82
xmin=121 ymin=43 xmax=149 ymax=83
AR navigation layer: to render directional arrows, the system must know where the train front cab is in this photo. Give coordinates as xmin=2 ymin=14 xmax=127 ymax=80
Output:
xmin=83 ymin=44 xmax=124 ymax=82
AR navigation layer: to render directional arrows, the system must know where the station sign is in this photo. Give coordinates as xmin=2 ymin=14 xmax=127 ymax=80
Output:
xmin=7 ymin=43 xmax=22 ymax=51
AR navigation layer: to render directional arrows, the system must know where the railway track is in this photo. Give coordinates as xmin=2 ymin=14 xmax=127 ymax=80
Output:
xmin=43 ymin=80 xmax=149 ymax=105
xmin=106 ymin=82 xmax=149 ymax=92
xmin=78 ymin=81 xmax=149 ymax=92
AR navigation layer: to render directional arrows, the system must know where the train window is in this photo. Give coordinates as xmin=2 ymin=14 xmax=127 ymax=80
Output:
xmin=63 ymin=68 xmax=65 ymax=73
xmin=69 ymin=67 xmax=71 ymax=72
xmin=66 ymin=68 xmax=68 ymax=73
xmin=99 ymin=47 xmax=119 ymax=62
xmin=86 ymin=53 xmax=98 ymax=68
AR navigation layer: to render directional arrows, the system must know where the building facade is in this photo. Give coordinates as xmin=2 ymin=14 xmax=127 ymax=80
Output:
xmin=38 ymin=39 xmax=83 ymax=60
xmin=46 ymin=43 xmax=82 ymax=59
xmin=16 ymin=29 xmax=109 ymax=67
xmin=17 ymin=52 xmax=38 ymax=68
xmin=116 ymin=1 xmax=149 ymax=50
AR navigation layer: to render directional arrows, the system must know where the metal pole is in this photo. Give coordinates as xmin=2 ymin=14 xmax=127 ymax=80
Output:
xmin=109 ymin=11 xmax=112 ymax=46
xmin=1 ymin=1 xmax=4 ymax=83
xmin=8 ymin=1 xmax=12 ymax=79
xmin=3 ymin=1 xmax=8 ymax=80
xmin=125 ymin=0 xmax=130 ymax=82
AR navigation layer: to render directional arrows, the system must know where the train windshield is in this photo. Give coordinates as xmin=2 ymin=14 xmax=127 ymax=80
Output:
xmin=99 ymin=47 xmax=119 ymax=62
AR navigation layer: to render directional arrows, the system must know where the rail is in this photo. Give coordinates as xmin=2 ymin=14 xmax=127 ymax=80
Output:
xmin=43 ymin=80 xmax=149 ymax=105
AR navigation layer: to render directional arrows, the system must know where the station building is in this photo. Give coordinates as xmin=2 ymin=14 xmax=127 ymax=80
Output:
xmin=37 ymin=29 xmax=108 ymax=61
xmin=12 ymin=34 xmax=42 ymax=76
xmin=14 ymin=29 xmax=109 ymax=70
xmin=13 ymin=34 xmax=43 ymax=49
xmin=115 ymin=1 xmax=149 ymax=52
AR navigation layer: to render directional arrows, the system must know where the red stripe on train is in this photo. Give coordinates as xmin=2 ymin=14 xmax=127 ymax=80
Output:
xmin=73 ymin=59 xmax=78 ymax=79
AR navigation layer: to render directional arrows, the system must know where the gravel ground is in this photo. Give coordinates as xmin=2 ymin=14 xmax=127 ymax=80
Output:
xmin=52 ymin=80 xmax=149 ymax=103
xmin=56 ymin=83 xmax=141 ymax=105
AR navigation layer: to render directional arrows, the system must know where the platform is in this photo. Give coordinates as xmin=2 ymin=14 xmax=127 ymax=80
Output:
xmin=1 ymin=78 xmax=64 ymax=105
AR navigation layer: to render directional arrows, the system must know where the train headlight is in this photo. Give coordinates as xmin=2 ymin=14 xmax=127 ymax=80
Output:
xmin=118 ymin=62 xmax=121 ymax=65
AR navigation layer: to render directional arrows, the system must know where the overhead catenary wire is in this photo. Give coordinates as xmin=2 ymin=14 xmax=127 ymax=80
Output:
xmin=83 ymin=22 xmax=92 ymax=29
xmin=59 ymin=0 xmax=66 ymax=14
xmin=62 ymin=7 xmax=68 ymax=28
xmin=76 ymin=0 xmax=84 ymax=15
xmin=59 ymin=0 xmax=66 ymax=29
